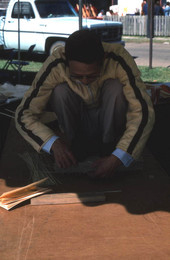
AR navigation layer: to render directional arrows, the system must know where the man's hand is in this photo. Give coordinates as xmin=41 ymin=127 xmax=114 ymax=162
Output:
xmin=89 ymin=154 xmax=122 ymax=178
xmin=51 ymin=138 xmax=77 ymax=168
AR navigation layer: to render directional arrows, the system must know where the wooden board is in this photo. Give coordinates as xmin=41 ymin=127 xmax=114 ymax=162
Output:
xmin=31 ymin=192 xmax=106 ymax=205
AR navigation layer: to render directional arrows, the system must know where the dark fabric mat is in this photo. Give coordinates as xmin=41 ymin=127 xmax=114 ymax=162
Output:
xmin=0 ymin=119 xmax=170 ymax=214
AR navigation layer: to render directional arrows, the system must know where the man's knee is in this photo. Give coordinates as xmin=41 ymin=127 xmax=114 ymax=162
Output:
xmin=52 ymin=82 xmax=72 ymax=102
xmin=101 ymin=79 xmax=126 ymax=108
xmin=48 ymin=83 xmax=73 ymax=112
xmin=102 ymin=78 xmax=124 ymax=97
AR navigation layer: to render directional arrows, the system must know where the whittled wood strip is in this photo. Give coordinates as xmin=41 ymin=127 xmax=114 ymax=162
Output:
xmin=0 ymin=178 xmax=48 ymax=199
xmin=31 ymin=192 xmax=106 ymax=205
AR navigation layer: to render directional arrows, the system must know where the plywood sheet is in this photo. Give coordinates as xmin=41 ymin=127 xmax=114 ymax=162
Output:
xmin=0 ymin=119 xmax=170 ymax=260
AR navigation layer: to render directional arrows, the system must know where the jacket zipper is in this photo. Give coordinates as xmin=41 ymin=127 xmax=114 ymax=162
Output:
xmin=87 ymin=85 xmax=94 ymax=103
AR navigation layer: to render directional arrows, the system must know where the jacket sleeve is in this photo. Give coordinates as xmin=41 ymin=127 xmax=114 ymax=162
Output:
xmin=113 ymin=46 xmax=155 ymax=159
xmin=15 ymin=56 xmax=62 ymax=152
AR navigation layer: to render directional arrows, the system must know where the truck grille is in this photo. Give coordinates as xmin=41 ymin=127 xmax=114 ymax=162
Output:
xmin=90 ymin=26 xmax=122 ymax=42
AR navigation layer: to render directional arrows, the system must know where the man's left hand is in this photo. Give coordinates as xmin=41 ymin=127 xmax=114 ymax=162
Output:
xmin=89 ymin=154 xmax=122 ymax=178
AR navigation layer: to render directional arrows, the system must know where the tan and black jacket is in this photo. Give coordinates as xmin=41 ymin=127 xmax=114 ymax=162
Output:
xmin=15 ymin=42 xmax=155 ymax=160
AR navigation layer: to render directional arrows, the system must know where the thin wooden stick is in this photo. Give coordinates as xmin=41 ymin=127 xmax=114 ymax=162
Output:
xmin=0 ymin=112 xmax=15 ymax=118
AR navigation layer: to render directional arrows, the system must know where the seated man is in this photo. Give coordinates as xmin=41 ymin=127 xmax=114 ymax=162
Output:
xmin=15 ymin=30 xmax=155 ymax=178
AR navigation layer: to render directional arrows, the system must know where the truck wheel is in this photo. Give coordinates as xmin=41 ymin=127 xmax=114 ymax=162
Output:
xmin=49 ymin=41 xmax=65 ymax=55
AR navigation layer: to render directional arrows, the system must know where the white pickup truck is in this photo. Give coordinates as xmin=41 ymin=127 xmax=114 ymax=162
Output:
xmin=0 ymin=0 xmax=123 ymax=54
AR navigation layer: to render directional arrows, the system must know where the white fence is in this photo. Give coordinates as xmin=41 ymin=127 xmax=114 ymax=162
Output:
xmin=104 ymin=15 xmax=170 ymax=37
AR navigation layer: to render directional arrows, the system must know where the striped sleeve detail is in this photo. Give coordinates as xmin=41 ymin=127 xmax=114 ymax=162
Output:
xmin=108 ymin=52 xmax=149 ymax=155
xmin=16 ymin=58 xmax=66 ymax=147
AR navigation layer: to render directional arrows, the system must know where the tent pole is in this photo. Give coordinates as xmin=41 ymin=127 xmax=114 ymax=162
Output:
xmin=79 ymin=0 xmax=82 ymax=30
xmin=149 ymin=0 xmax=154 ymax=69
xmin=17 ymin=0 xmax=21 ymax=83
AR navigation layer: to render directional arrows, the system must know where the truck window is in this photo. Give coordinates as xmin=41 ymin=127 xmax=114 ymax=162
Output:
xmin=12 ymin=2 xmax=35 ymax=19
xmin=35 ymin=0 xmax=78 ymax=18
xmin=0 ymin=9 xmax=6 ymax=17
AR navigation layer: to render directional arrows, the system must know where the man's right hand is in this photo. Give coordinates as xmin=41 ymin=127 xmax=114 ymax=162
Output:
xmin=51 ymin=138 xmax=77 ymax=168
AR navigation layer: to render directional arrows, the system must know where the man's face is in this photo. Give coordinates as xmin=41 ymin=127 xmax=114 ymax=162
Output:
xmin=69 ymin=60 xmax=101 ymax=85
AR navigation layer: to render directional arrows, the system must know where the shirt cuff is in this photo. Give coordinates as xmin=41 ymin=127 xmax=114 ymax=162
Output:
xmin=42 ymin=136 xmax=59 ymax=154
xmin=112 ymin=148 xmax=134 ymax=167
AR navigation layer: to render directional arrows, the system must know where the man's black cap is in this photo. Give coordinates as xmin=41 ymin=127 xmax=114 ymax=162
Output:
xmin=65 ymin=30 xmax=104 ymax=64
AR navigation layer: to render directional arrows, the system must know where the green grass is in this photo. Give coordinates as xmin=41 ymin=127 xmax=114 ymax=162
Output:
xmin=0 ymin=60 xmax=42 ymax=72
xmin=122 ymin=36 xmax=170 ymax=44
xmin=22 ymin=61 xmax=42 ymax=72
xmin=0 ymin=60 xmax=170 ymax=83
xmin=139 ymin=66 xmax=170 ymax=82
